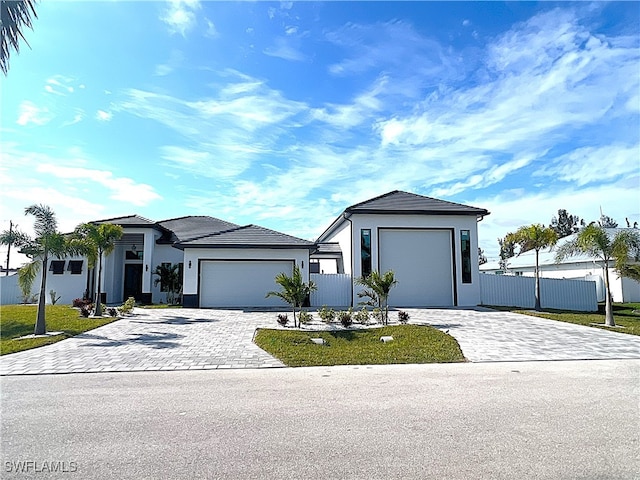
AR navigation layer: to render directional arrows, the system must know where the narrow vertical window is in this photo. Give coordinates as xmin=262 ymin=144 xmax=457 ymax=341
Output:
xmin=361 ymin=229 xmax=372 ymax=277
xmin=461 ymin=230 xmax=471 ymax=283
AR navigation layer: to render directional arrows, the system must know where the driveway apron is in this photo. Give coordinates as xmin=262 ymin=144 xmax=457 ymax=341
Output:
xmin=0 ymin=309 xmax=285 ymax=375
xmin=407 ymin=308 xmax=640 ymax=362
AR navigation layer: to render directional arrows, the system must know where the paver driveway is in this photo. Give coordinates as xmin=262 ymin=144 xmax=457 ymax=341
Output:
xmin=1 ymin=307 xmax=639 ymax=375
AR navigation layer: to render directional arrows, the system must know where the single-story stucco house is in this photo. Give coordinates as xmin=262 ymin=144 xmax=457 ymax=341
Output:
xmin=4 ymin=191 xmax=490 ymax=308
xmin=480 ymin=228 xmax=640 ymax=303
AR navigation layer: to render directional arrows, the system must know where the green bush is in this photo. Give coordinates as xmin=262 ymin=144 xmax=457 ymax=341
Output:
xmin=318 ymin=305 xmax=336 ymax=323
xmin=354 ymin=307 xmax=370 ymax=324
xmin=298 ymin=310 xmax=313 ymax=325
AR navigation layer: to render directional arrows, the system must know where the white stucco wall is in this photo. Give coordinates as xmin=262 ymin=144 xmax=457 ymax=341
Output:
xmin=26 ymin=256 xmax=89 ymax=305
xmin=322 ymin=213 xmax=483 ymax=307
xmin=182 ymin=247 xmax=311 ymax=297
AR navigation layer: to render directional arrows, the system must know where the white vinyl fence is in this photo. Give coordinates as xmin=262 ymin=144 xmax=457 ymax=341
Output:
xmin=0 ymin=274 xmax=22 ymax=305
xmin=479 ymin=273 xmax=597 ymax=312
xmin=311 ymin=274 xmax=352 ymax=308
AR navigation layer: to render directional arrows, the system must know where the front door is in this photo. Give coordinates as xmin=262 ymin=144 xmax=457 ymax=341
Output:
xmin=123 ymin=264 xmax=143 ymax=301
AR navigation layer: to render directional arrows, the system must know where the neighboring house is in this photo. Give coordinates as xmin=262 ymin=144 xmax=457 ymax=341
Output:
xmin=2 ymin=190 xmax=491 ymax=308
xmin=315 ymin=190 xmax=490 ymax=307
xmin=480 ymin=228 xmax=640 ymax=303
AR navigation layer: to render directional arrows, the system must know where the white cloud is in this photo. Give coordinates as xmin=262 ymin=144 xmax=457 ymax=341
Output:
xmin=161 ymin=0 xmax=200 ymax=37
xmin=95 ymin=110 xmax=112 ymax=121
xmin=36 ymin=164 xmax=162 ymax=207
xmin=44 ymin=75 xmax=75 ymax=96
xmin=205 ymin=18 xmax=218 ymax=38
xmin=16 ymin=101 xmax=52 ymax=126
xmin=263 ymin=37 xmax=306 ymax=62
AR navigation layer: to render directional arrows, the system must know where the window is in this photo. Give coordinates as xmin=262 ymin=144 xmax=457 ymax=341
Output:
xmin=361 ymin=229 xmax=372 ymax=277
xmin=68 ymin=260 xmax=83 ymax=275
xmin=49 ymin=260 xmax=65 ymax=275
xmin=126 ymin=250 xmax=143 ymax=260
xmin=460 ymin=230 xmax=472 ymax=283
xmin=310 ymin=260 xmax=320 ymax=274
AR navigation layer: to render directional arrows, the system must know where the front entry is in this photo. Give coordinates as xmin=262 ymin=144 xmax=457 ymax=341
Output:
xmin=123 ymin=264 xmax=143 ymax=301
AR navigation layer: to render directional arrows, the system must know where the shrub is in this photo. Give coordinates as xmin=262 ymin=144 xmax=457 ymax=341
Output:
xmin=354 ymin=307 xmax=370 ymax=325
xmin=318 ymin=305 xmax=336 ymax=323
xmin=398 ymin=310 xmax=410 ymax=324
xmin=80 ymin=305 xmax=93 ymax=318
xmin=276 ymin=313 xmax=289 ymax=326
xmin=72 ymin=298 xmax=90 ymax=308
xmin=298 ymin=310 xmax=313 ymax=325
xmin=338 ymin=308 xmax=353 ymax=327
xmin=49 ymin=290 xmax=61 ymax=306
xmin=371 ymin=308 xmax=383 ymax=324
xmin=107 ymin=307 xmax=118 ymax=317
xmin=119 ymin=296 xmax=136 ymax=315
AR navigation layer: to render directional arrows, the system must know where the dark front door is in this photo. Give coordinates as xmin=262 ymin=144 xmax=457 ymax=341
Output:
xmin=123 ymin=264 xmax=143 ymax=301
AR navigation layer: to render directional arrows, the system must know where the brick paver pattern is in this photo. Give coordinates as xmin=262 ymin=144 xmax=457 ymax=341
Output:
xmin=1 ymin=307 xmax=639 ymax=375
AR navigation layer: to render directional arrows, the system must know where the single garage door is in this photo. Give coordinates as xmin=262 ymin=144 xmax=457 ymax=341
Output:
xmin=379 ymin=229 xmax=454 ymax=307
xmin=200 ymin=260 xmax=294 ymax=308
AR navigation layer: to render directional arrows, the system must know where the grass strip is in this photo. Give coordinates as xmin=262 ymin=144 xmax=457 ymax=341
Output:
xmin=254 ymin=324 xmax=466 ymax=367
xmin=0 ymin=305 xmax=118 ymax=355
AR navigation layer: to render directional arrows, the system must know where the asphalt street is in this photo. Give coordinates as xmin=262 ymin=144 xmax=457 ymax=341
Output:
xmin=2 ymin=360 xmax=639 ymax=479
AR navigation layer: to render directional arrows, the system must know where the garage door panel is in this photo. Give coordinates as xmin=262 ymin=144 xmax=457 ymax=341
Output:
xmin=200 ymin=260 xmax=293 ymax=308
xmin=379 ymin=229 xmax=453 ymax=307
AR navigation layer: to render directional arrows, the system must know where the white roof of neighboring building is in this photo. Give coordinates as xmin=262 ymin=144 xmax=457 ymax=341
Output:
xmin=481 ymin=228 xmax=639 ymax=271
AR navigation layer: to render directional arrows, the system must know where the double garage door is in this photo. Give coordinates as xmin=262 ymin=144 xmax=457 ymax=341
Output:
xmin=379 ymin=229 xmax=454 ymax=307
xmin=199 ymin=260 xmax=293 ymax=308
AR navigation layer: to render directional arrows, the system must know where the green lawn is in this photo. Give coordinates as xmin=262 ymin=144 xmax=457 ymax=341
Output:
xmin=254 ymin=325 xmax=466 ymax=367
xmin=0 ymin=305 xmax=118 ymax=355
xmin=496 ymin=303 xmax=640 ymax=336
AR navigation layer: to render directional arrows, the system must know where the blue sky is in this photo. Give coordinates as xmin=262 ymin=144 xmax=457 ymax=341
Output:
xmin=1 ymin=1 xmax=639 ymax=267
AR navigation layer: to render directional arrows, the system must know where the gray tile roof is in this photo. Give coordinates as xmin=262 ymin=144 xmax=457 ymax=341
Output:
xmin=312 ymin=242 xmax=343 ymax=256
xmin=346 ymin=190 xmax=490 ymax=216
xmin=157 ymin=216 xmax=240 ymax=243
xmin=94 ymin=215 xmax=157 ymax=226
xmin=175 ymin=224 xmax=315 ymax=249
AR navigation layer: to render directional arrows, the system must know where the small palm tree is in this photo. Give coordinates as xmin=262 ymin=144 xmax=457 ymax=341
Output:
xmin=355 ymin=270 xmax=398 ymax=325
xmin=266 ymin=265 xmax=317 ymax=328
xmin=153 ymin=263 xmax=182 ymax=305
xmin=17 ymin=260 xmax=38 ymax=302
xmin=21 ymin=204 xmax=71 ymax=334
xmin=506 ymin=224 xmax=558 ymax=311
xmin=1 ymin=0 xmax=38 ymax=75
xmin=73 ymin=222 xmax=124 ymax=316
xmin=555 ymin=225 xmax=640 ymax=327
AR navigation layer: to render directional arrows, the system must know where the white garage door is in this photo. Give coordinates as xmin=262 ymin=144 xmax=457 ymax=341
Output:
xmin=379 ymin=229 xmax=454 ymax=307
xmin=200 ymin=260 xmax=294 ymax=308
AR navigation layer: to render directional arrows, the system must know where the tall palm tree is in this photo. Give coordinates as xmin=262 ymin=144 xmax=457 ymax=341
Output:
xmin=0 ymin=221 xmax=28 ymax=275
xmin=1 ymin=0 xmax=38 ymax=75
xmin=555 ymin=225 xmax=640 ymax=327
xmin=266 ymin=265 xmax=316 ymax=328
xmin=355 ymin=270 xmax=398 ymax=325
xmin=74 ymin=223 xmax=124 ymax=316
xmin=506 ymin=224 xmax=558 ymax=311
xmin=22 ymin=204 xmax=69 ymax=335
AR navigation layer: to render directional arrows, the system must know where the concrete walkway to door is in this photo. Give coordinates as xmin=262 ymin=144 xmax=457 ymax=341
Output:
xmin=1 ymin=307 xmax=639 ymax=375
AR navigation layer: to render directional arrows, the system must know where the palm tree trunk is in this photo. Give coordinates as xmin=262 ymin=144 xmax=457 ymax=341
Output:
xmin=534 ymin=249 xmax=541 ymax=311
xmin=34 ymin=253 xmax=48 ymax=335
xmin=603 ymin=261 xmax=615 ymax=327
xmin=94 ymin=252 xmax=103 ymax=317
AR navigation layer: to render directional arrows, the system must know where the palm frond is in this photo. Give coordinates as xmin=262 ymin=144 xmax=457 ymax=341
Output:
xmin=1 ymin=0 xmax=38 ymax=75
